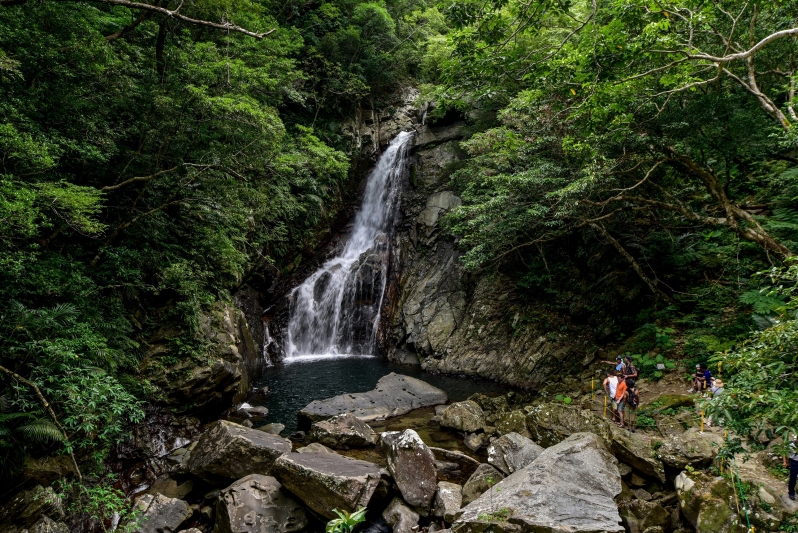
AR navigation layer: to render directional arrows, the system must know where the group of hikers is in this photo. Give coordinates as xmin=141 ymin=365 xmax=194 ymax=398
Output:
xmin=599 ymin=355 xmax=724 ymax=431
xmin=601 ymin=355 xmax=640 ymax=431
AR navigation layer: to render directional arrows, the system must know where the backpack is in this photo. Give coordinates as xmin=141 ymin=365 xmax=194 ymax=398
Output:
xmin=627 ymin=387 xmax=639 ymax=408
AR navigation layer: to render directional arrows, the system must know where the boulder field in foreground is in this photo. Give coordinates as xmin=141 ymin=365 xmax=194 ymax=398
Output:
xmin=298 ymin=373 xmax=447 ymax=427
xmin=272 ymin=452 xmax=384 ymax=519
xmin=453 ymin=433 xmax=624 ymax=533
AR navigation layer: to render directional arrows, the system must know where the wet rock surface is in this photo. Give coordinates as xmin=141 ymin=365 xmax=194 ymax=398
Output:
xmin=187 ymin=420 xmax=292 ymax=481
xmin=298 ymin=373 xmax=447 ymax=426
xmin=272 ymin=452 xmax=384 ymax=519
xmin=308 ymin=413 xmax=378 ymax=449
xmin=454 ymin=433 xmax=624 ymax=533
xmin=215 ymin=474 xmax=308 ymax=533
xmin=382 ymin=429 xmax=438 ymax=512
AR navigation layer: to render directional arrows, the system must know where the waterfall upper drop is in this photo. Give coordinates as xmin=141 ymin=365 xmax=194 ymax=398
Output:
xmin=285 ymin=131 xmax=414 ymax=362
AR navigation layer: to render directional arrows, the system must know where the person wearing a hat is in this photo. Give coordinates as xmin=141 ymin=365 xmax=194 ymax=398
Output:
xmin=709 ymin=378 xmax=724 ymax=397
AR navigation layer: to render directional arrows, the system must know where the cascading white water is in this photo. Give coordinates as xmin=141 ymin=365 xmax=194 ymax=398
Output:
xmin=285 ymin=131 xmax=413 ymax=362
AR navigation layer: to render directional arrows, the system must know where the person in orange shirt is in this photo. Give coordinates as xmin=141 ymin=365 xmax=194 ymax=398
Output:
xmin=614 ymin=373 xmax=628 ymax=428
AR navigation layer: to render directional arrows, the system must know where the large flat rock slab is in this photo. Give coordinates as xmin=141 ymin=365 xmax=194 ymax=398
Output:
xmin=187 ymin=420 xmax=292 ymax=481
xmin=298 ymin=373 xmax=447 ymax=427
xmin=453 ymin=433 xmax=624 ymax=533
xmin=272 ymin=452 xmax=384 ymax=519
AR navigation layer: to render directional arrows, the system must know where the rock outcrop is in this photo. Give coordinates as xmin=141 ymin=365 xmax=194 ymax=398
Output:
xmin=272 ymin=452 xmax=384 ymax=519
xmin=214 ymin=474 xmax=307 ymax=533
xmin=524 ymin=402 xmax=612 ymax=447
xmin=440 ymin=401 xmax=485 ymax=433
xmin=658 ymin=428 xmax=723 ymax=469
xmin=130 ymin=493 xmax=191 ymax=533
xmin=298 ymin=373 xmax=447 ymax=427
xmin=382 ymin=429 xmax=438 ymax=512
xmin=453 ymin=433 xmax=624 ymax=533
xmin=486 ymin=432 xmax=544 ymax=476
xmin=146 ymin=301 xmax=261 ymax=410
xmin=0 ymin=486 xmax=64 ymax=532
xmin=187 ymin=420 xmax=292 ymax=481
xmin=675 ymin=471 xmax=740 ymax=533
xmin=308 ymin=413 xmax=378 ymax=449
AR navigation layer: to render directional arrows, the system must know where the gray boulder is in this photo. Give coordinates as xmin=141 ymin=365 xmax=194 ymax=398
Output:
xmin=620 ymin=499 xmax=670 ymax=533
xmin=461 ymin=464 xmax=504 ymax=505
xmin=258 ymin=423 xmax=286 ymax=435
xmin=463 ymin=433 xmax=485 ymax=452
xmin=0 ymin=485 xmax=62 ymax=530
xmin=214 ymin=474 xmax=307 ymax=533
xmin=188 ymin=420 xmax=292 ymax=481
xmin=296 ymin=442 xmax=335 ymax=454
xmin=675 ymin=471 xmax=738 ymax=533
xmin=298 ymin=373 xmax=447 ymax=426
xmin=382 ymin=429 xmax=438 ymax=512
xmin=440 ymin=401 xmax=485 ymax=433
xmin=658 ymin=428 xmax=723 ymax=469
xmin=24 ymin=517 xmax=69 ymax=533
xmin=272 ymin=452 xmax=383 ymax=519
xmin=609 ymin=425 xmax=666 ymax=483
xmin=308 ymin=413 xmax=378 ymax=449
xmin=453 ymin=433 xmax=624 ymax=533
xmin=433 ymin=482 xmax=462 ymax=524
xmin=130 ymin=494 xmax=191 ymax=533
xmin=487 ymin=432 xmax=544 ymax=476
xmin=494 ymin=410 xmax=530 ymax=438
xmin=524 ymin=402 xmax=612 ymax=448
xmin=382 ymin=497 xmax=420 ymax=533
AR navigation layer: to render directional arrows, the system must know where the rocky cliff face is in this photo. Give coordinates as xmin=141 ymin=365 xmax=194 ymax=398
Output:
xmin=373 ymin=105 xmax=593 ymax=388
xmin=145 ymin=301 xmax=262 ymax=411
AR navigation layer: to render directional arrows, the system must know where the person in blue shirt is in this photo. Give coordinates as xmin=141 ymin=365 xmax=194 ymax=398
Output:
xmin=600 ymin=355 xmax=626 ymax=374
xmin=690 ymin=364 xmax=713 ymax=393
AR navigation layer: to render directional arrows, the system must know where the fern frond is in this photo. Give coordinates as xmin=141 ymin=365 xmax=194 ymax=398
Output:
xmin=16 ymin=420 xmax=63 ymax=442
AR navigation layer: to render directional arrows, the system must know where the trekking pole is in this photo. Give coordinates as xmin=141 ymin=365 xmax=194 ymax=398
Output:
xmin=603 ymin=393 xmax=607 ymax=418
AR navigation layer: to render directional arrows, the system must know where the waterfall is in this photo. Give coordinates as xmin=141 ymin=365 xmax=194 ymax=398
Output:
xmin=285 ymin=131 xmax=413 ymax=362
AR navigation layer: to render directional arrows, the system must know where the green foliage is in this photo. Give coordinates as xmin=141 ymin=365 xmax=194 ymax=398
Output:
xmin=704 ymin=264 xmax=798 ymax=438
xmin=0 ymin=0 xmax=436 ymax=484
xmin=326 ymin=507 xmax=367 ymax=533
xmin=635 ymin=414 xmax=657 ymax=429
xmin=58 ymin=478 xmax=140 ymax=532
xmin=554 ymin=394 xmax=573 ymax=405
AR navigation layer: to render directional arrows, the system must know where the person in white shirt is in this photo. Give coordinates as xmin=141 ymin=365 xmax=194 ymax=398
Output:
xmin=603 ymin=369 xmax=619 ymax=422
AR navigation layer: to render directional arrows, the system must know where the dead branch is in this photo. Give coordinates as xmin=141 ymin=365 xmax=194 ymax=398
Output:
xmin=101 ymin=165 xmax=179 ymax=191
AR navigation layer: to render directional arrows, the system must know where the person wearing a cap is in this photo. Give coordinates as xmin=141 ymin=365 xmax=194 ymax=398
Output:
xmin=600 ymin=355 xmax=626 ymax=374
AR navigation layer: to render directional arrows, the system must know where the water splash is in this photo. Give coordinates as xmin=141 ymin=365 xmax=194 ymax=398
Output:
xmin=285 ymin=131 xmax=413 ymax=362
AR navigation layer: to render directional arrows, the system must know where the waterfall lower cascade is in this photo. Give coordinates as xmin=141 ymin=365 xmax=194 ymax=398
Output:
xmin=285 ymin=131 xmax=413 ymax=362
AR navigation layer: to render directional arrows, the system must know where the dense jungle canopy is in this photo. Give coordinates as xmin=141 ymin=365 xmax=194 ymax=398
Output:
xmin=0 ymin=0 xmax=797 ymax=519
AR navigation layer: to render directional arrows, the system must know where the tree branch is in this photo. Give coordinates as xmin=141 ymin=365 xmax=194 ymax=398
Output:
xmin=589 ymin=222 xmax=674 ymax=303
xmin=2 ymin=0 xmax=275 ymax=38
xmin=0 ymin=364 xmax=82 ymax=482
xmin=101 ymin=165 xmax=179 ymax=191
xmin=686 ymin=27 xmax=798 ymax=63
